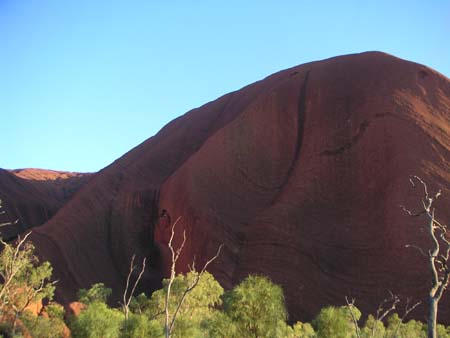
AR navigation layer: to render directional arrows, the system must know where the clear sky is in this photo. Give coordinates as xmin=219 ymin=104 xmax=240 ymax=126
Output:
xmin=1 ymin=0 xmax=449 ymax=172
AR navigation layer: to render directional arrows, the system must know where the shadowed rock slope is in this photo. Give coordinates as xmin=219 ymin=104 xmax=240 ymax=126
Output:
xmin=30 ymin=52 xmax=450 ymax=322
xmin=0 ymin=169 xmax=92 ymax=239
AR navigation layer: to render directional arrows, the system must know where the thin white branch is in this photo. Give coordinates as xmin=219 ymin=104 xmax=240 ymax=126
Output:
xmin=163 ymin=216 xmax=223 ymax=338
xmin=405 ymin=244 xmax=429 ymax=258
xmin=345 ymin=296 xmax=361 ymax=338
xmin=400 ymin=205 xmax=426 ymax=218
xmin=122 ymin=254 xmax=147 ymax=320
xmin=0 ymin=219 xmax=18 ymax=228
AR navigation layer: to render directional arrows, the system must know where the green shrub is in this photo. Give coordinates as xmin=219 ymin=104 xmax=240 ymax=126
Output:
xmin=385 ymin=313 xmax=426 ymax=338
xmin=223 ymin=275 xmax=288 ymax=338
xmin=360 ymin=314 xmax=385 ymax=338
xmin=313 ymin=305 xmax=361 ymax=338
xmin=120 ymin=313 xmax=163 ymax=338
xmin=148 ymin=270 xmax=223 ymax=337
xmin=77 ymin=283 xmax=112 ymax=305
xmin=20 ymin=310 xmax=66 ymax=338
xmin=70 ymin=301 xmax=124 ymax=338
xmin=292 ymin=321 xmax=316 ymax=338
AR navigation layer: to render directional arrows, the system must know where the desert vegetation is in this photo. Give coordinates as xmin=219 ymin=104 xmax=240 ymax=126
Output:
xmin=1 ymin=235 xmax=450 ymax=338
xmin=2 ymin=174 xmax=450 ymax=338
xmin=2 ymin=256 xmax=450 ymax=338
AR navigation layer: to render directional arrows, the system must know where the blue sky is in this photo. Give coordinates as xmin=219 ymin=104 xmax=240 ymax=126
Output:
xmin=1 ymin=0 xmax=449 ymax=172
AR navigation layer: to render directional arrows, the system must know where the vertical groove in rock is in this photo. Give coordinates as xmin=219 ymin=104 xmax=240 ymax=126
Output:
xmin=271 ymin=70 xmax=310 ymax=204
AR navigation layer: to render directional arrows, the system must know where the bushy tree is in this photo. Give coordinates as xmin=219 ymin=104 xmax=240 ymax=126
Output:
xmin=70 ymin=283 xmax=122 ymax=338
xmin=202 ymin=311 xmax=238 ymax=338
xmin=20 ymin=306 xmax=66 ymax=338
xmin=70 ymin=301 xmax=124 ymax=338
xmin=148 ymin=270 xmax=223 ymax=337
xmin=222 ymin=275 xmax=288 ymax=338
xmin=46 ymin=302 xmax=65 ymax=320
xmin=361 ymin=314 xmax=386 ymax=338
xmin=0 ymin=232 xmax=55 ymax=335
xmin=436 ymin=324 xmax=450 ymax=338
xmin=292 ymin=321 xmax=316 ymax=338
xmin=120 ymin=313 xmax=163 ymax=338
xmin=77 ymin=282 xmax=112 ymax=305
xmin=385 ymin=313 xmax=426 ymax=338
xmin=313 ymin=305 xmax=361 ymax=338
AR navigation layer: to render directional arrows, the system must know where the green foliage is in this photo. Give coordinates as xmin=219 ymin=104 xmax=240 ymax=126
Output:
xmin=3 ymin=228 xmax=449 ymax=338
xmin=70 ymin=301 xmax=124 ymax=338
xmin=77 ymin=282 xmax=112 ymax=305
xmin=222 ymin=274 xmax=288 ymax=338
xmin=274 ymin=320 xmax=297 ymax=338
xmin=0 ymin=322 xmax=13 ymax=338
xmin=202 ymin=311 xmax=238 ymax=338
xmin=313 ymin=305 xmax=361 ymax=338
xmin=292 ymin=321 xmax=316 ymax=338
xmin=0 ymin=233 xmax=55 ymax=338
xmin=150 ymin=270 xmax=223 ymax=317
xmin=148 ymin=270 xmax=224 ymax=337
xmin=360 ymin=314 xmax=385 ymax=338
xmin=385 ymin=313 xmax=426 ymax=338
xmin=46 ymin=302 xmax=65 ymax=320
xmin=0 ymin=238 xmax=55 ymax=315
xmin=129 ymin=292 xmax=152 ymax=315
xmin=436 ymin=324 xmax=450 ymax=338
xmin=20 ymin=310 xmax=66 ymax=338
xmin=121 ymin=313 xmax=163 ymax=338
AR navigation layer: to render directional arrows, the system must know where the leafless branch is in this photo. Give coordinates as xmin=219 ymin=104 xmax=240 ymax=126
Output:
xmin=0 ymin=199 xmax=18 ymax=228
xmin=402 ymin=298 xmax=421 ymax=321
xmin=405 ymin=244 xmax=429 ymax=258
xmin=362 ymin=291 xmax=399 ymax=338
xmin=0 ymin=219 xmax=18 ymax=228
xmin=390 ymin=297 xmax=421 ymax=338
xmin=163 ymin=216 xmax=222 ymax=338
xmin=376 ymin=291 xmax=399 ymax=322
xmin=403 ymin=176 xmax=447 ymax=338
xmin=122 ymin=254 xmax=147 ymax=320
xmin=400 ymin=205 xmax=426 ymax=218
xmin=345 ymin=296 xmax=361 ymax=338
xmin=168 ymin=244 xmax=223 ymax=334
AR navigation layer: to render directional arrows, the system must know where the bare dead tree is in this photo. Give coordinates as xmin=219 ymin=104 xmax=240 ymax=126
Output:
xmin=164 ymin=217 xmax=223 ymax=338
xmin=389 ymin=297 xmax=421 ymax=338
xmin=373 ymin=291 xmax=399 ymax=323
xmin=345 ymin=296 xmax=361 ymax=338
xmin=401 ymin=175 xmax=450 ymax=338
xmin=122 ymin=254 xmax=146 ymax=320
xmin=345 ymin=292 xmax=419 ymax=338
xmin=369 ymin=291 xmax=399 ymax=338
xmin=0 ymin=199 xmax=18 ymax=229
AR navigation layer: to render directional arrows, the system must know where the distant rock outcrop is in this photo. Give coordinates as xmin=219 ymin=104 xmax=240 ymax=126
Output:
xmin=0 ymin=168 xmax=92 ymax=239
xmin=27 ymin=52 xmax=450 ymax=322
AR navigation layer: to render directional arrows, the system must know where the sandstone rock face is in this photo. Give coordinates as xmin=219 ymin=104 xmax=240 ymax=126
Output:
xmin=0 ymin=168 xmax=92 ymax=239
xmin=66 ymin=301 xmax=86 ymax=317
xmin=29 ymin=52 xmax=450 ymax=322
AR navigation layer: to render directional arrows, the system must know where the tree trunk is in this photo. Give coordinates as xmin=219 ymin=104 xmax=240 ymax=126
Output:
xmin=428 ymin=296 xmax=438 ymax=338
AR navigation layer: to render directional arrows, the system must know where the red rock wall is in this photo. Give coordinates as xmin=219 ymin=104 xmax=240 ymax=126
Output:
xmin=30 ymin=52 xmax=450 ymax=322
xmin=0 ymin=169 xmax=92 ymax=239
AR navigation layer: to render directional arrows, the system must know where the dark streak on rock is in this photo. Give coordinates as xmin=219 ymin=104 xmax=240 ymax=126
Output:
xmin=321 ymin=120 xmax=370 ymax=156
xmin=374 ymin=111 xmax=394 ymax=118
xmin=270 ymin=70 xmax=310 ymax=205
xmin=106 ymin=173 xmax=126 ymax=279
xmin=285 ymin=70 xmax=310 ymax=182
